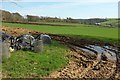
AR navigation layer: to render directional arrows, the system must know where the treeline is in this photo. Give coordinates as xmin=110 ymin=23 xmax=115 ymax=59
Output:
xmin=1 ymin=10 xmax=24 ymax=22
xmin=76 ymin=19 xmax=107 ymax=25
xmin=1 ymin=10 xmax=109 ymax=25
xmin=1 ymin=10 xmax=80 ymax=23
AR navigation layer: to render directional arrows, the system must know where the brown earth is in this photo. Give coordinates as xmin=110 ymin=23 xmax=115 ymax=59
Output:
xmin=49 ymin=51 xmax=116 ymax=78
xmin=0 ymin=26 xmax=120 ymax=79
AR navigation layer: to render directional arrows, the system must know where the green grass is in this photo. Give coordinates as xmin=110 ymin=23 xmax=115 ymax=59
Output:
xmin=101 ymin=19 xmax=119 ymax=25
xmin=2 ymin=41 xmax=69 ymax=78
xmin=65 ymin=34 xmax=119 ymax=45
xmin=3 ymin=22 xmax=119 ymax=40
xmin=37 ymin=22 xmax=81 ymax=25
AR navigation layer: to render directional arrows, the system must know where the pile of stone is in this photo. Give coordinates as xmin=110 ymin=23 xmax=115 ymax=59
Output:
xmin=0 ymin=32 xmax=52 ymax=59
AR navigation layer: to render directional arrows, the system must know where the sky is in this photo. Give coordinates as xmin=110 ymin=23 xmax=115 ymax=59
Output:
xmin=0 ymin=0 xmax=119 ymax=19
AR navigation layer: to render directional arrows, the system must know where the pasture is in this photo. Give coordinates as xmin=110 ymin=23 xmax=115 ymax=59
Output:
xmin=3 ymin=22 xmax=119 ymax=39
xmin=101 ymin=19 xmax=119 ymax=25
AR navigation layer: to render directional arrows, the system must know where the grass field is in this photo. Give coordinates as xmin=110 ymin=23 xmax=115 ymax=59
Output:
xmin=2 ymin=41 xmax=69 ymax=78
xmin=101 ymin=19 xmax=119 ymax=25
xmin=3 ymin=22 xmax=119 ymax=39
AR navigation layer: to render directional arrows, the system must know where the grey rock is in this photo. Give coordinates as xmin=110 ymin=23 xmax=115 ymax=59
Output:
xmin=0 ymin=32 xmax=11 ymax=42
xmin=0 ymin=41 xmax=10 ymax=59
xmin=40 ymin=34 xmax=52 ymax=44
xmin=32 ymin=40 xmax=43 ymax=53
xmin=14 ymin=34 xmax=35 ymax=50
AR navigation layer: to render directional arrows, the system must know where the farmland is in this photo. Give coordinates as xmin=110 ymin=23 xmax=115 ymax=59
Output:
xmin=101 ymin=19 xmax=119 ymax=25
xmin=2 ymin=22 xmax=119 ymax=44
xmin=3 ymin=22 xmax=118 ymax=39
xmin=1 ymin=22 xmax=119 ymax=78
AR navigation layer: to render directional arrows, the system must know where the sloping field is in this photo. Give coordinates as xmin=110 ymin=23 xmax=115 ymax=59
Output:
xmin=101 ymin=19 xmax=119 ymax=25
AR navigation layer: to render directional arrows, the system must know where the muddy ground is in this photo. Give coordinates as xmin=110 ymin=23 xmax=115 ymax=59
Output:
xmin=1 ymin=26 xmax=120 ymax=78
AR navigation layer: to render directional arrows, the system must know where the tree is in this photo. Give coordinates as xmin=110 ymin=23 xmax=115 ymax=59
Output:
xmin=1 ymin=10 xmax=13 ymax=22
xmin=12 ymin=12 xmax=24 ymax=22
xmin=26 ymin=15 xmax=40 ymax=22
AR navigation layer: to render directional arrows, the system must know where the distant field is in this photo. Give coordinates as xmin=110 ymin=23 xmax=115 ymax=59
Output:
xmin=101 ymin=19 xmax=119 ymax=25
xmin=3 ymin=22 xmax=119 ymax=40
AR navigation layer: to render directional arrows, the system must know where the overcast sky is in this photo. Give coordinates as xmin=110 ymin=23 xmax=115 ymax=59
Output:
xmin=1 ymin=0 xmax=119 ymax=19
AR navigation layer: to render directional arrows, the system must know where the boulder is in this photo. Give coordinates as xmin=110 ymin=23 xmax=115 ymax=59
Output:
xmin=40 ymin=34 xmax=52 ymax=44
xmin=0 ymin=32 xmax=11 ymax=42
xmin=0 ymin=41 xmax=10 ymax=59
xmin=14 ymin=34 xmax=35 ymax=50
xmin=32 ymin=40 xmax=43 ymax=53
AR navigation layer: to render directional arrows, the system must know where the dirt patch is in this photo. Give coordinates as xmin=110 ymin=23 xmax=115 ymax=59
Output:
xmin=1 ymin=26 xmax=45 ymax=37
xmin=49 ymin=50 xmax=116 ymax=78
